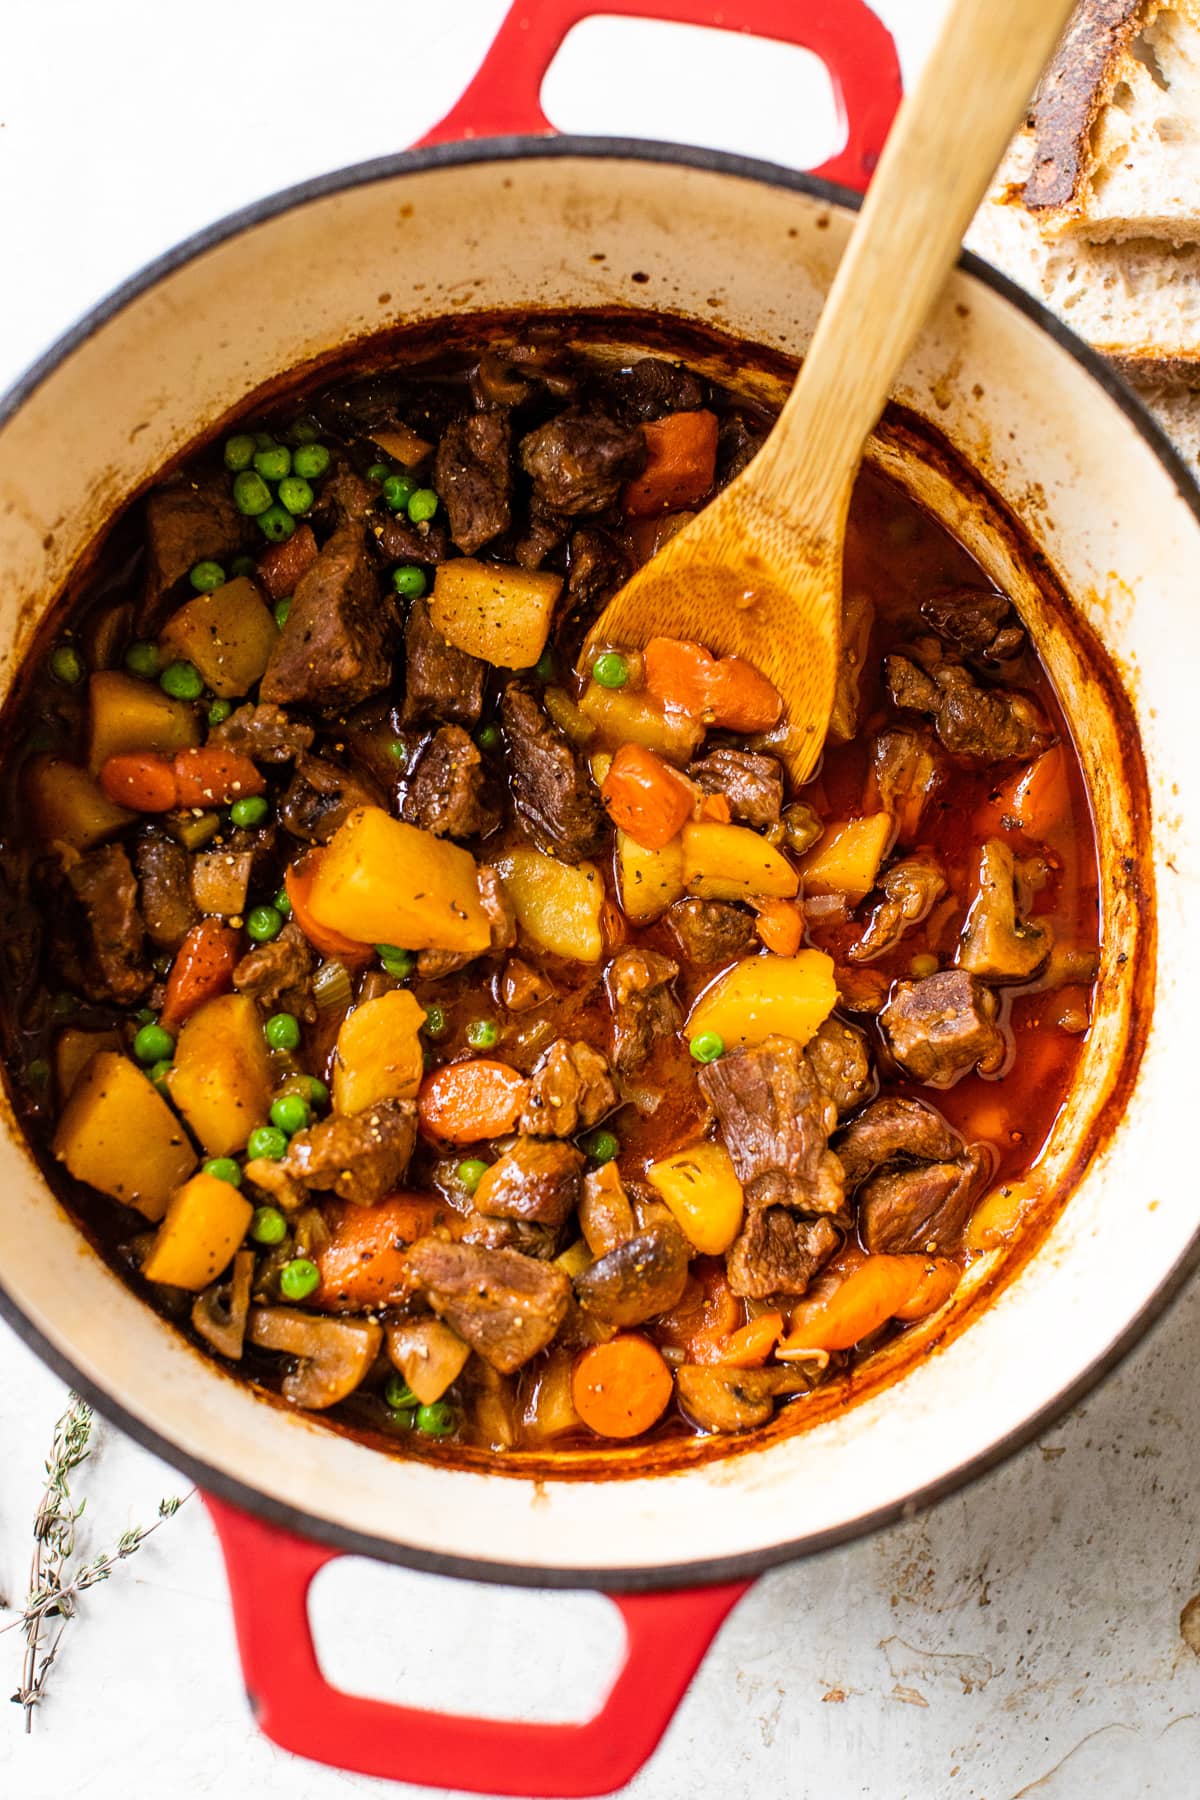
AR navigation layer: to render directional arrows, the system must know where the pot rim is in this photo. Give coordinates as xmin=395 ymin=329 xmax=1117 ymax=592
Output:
xmin=1 ymin=133 xmax=1197 ymax=1594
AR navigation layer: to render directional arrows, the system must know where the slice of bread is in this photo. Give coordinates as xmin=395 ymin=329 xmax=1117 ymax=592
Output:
xmin=1024 ymin=0 xmax=1200 ymax=245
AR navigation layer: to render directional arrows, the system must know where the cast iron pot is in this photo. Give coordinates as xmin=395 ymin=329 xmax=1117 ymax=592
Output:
xmin=0 ymin=3 xmax=1196 ymax=1791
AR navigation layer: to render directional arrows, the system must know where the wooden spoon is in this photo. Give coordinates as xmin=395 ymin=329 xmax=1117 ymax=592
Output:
xmin=583 ymin=0 xmax=1077 ymax=783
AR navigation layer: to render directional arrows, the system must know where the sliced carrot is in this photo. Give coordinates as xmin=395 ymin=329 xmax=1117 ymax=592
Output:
xmin=892 ymin=1259 xmax=961 ymax=1321
xmin=655 ymin=1258 xmax=741 ymax=1363
xmin=752 ymin=897 xmax=805 ymax=957
xmin=717 ymin=1311 xmax=784 ymax=1368
xmin=285 ymin=855 xmax=374 ymax=964
xmin=643 ymin=637 xmax=716 ymax=717
xmin=642 ymin=636 xmax=782 ymax=731
xmin=704 ymin=656 xmax=783 ymax=732
xmin=159 ymin=919 xmax=241 ymax=1033
xmin=980 ymin=745 xmax=1070 ymax=842
xmin=572 ymin=1335 xmax=674 ymax=1439
xmin=417 ymin=1058 xmax=531 ymax=1144
xmin=699 ymin=790 xmax=732 ymax=823
xmin=256 ymin=523 xmax=319 ymax=602
xmin=173 ymin=746 xmax=266 ymax=808
xmin=622 ymin=411 xmax=719 ymax=517
xmin=778 ymin=1254 xmax=929 ymax=1355
xmin=601 ymin=743 xmax=696 ymax=850
xmin=98 ymin=752 xmax=178 ymax=813
xmin=315 ymin=1193 xmax=452 ymax=1311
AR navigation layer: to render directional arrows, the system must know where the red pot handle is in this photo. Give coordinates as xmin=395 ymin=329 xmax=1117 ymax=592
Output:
xmin=416 ymin=0 xmax=902 ymax=195
xmin=206 ymin=1493 xmax=751 ymax=1795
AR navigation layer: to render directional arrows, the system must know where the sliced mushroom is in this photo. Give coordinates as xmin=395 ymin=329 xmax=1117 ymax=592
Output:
xmin=574 ymin=1224 xmax=689 ymax=1328
xmin=248 ymin=1306 xmax=381 ymax=1409
xmin=191 ymin=1250 xmax=254 ymax=1360
xmin=675 ymin=1363 xmax=821 ymax=1435
xmin=577 ymin=1162 xmax=636 ymax=1257
xmin=386 ymin=1315 xmax=471 ymax=1405
xmin=521 ymin=1346 xmax=583 ymax=1442
xmin=957 ymin=838 xmax=1052 ymax=984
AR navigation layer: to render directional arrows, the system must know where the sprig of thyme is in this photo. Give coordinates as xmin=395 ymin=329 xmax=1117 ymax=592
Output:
xmin=5 ymin=1394 xmax=189 ymax=1731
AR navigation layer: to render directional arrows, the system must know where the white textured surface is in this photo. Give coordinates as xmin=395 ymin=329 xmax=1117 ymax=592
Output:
xmin=3 ymin=3 xmax=1199 ymax=1796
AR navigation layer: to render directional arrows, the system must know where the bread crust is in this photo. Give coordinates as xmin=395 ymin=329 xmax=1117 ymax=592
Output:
xmin=1023 ymin=0 xmax=1148 ymax=217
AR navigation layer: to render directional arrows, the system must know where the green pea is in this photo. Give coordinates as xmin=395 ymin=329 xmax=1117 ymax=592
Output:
xmin=246 ymin=905 xmax=284 ymax=944
xmin=376 ymin=944 xmax=413 ymax=978
xmin=224 ymin=433 xmax=257 ymax=472
xmin=592 ymin=652 xmax=629 ymax=690
xmin=27 ymin=1058 xmax=50 ymax=1089
xmin=253 ymin=444 xmax=291 ymax=482
xmin=51 ymin=991 xmax=78 ymax=1020
xmin=203 ymin=1157 xmax=243 ymax=1188
xmin=189 ymin=560 xmax=226 ymax=593
xmin=230 ymin=553 xmax=258 ymax=579
xmin=148 ymin=1058 xmax=173 ymax=1098
xmin=208 ymin=698 xmax=234 ymax=726
xmin=382 ymin=473 xmax=416 ymax=512
xmin=582 ymin=1128 xmax=620 ymax=1164
xmin=135 ymin=1006 xmax=157 ymax=1026
xmin=423 ymin=1005 xmax=447 ymax=1039
xmin=270 ymin=1094 xmax=310 ymax=1137
xmin=133 ymin=1022 xmax=174 ymax=1065
xmin=533 ymin=648 xmax=554 ymax=682
xmin=279 ymin=1258 xmax=320 ymax=1301
xmin=125 ymin=640 xmax=161 ymax=678
xmin=466 ymin=1018 xmax=498 ymax=1051
xmin=290 ymin=418 xmax=321 ymax=445
xmin=305 ymin=1075 xmax=330 ymax=1110
xmin=265 ymin=1012 xmax=300 ymax=1051
xmin=415 ymin=1401 xmax=456 ymax=1438
xmin=386 ymin=738 xmax=409 ymax=766
xmin=407 ymin=487 xmax=438 ymax=524
xmin=257 ymin=504 xmax=296 ymax=543
xmin=49 ymin=644 xmax=84 ymax=686
xmin=274 ymin=596 xmax=292 ymax=629
xmin=292 ymin=442 xmax=330 ymax=480
xmin=391 ymin=564 xmax=427 ymax=598
xmin=250 ymin=1204 xmax=287 ymax=1246
xmin=233 ymin=470 xmax=273 ymax=516
xmin=689 ymin=1030 xmax=725 ymax=1065
xmin=475 ymin=722 xmax=501 ymax=751
xmin=273 ymin=886 xmax=292 ymax=918
xmin=277 ymin=475 xmax=314 ymax=516
xmin=366 ymin=462 xmax=391 ymax=485
xmin=457 ymin=1158 xmax=488 ymax=1196
xmin=384 ymin=1373 xmax=418 ymax=1411
xmin=160 ymin=660 xmax=204 ymax=700
xmin=247 ymin=1124 xmax=289 ymax=1162
xmin=230 ymin=794 xmax=269 ymax=828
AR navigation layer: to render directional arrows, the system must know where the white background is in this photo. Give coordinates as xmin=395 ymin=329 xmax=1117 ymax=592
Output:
xmin=3 ymin=3 xmax=1200 ymax=1797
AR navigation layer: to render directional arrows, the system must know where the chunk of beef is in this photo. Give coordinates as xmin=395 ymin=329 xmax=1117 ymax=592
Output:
xmin=921 ymin=587 xmax=1024 ymax=661
xmin=513 ymin=510 xmax=565 ymax=571
xmin=886 ymin=655 xmax=1053 ymax=763
xmin=666 ymin=897 xmax=755 ymax=965
xmin=717 ymin=412 xmax=764 ymax=483
xmin=880 ymin=970 xmax=1006 ymax=1085
xmin=848 ymin=853 xmax=948 ymax=963
xmin=401 ymin=598 xmax=486 ymax=728
xmin=233 ymin=920 xmax=315 ymax=1021
xmin=859 ymin=1145 xmax=989 ymax=1254
xmin=834 ymin=1095 xmax=965 ymax=1190
xmin=140 ymin=477 xmax=253 ymax=627
xmin=67 ymin=845 xmax=150 ymax=1004
xmin=835 ymin=966 xmax=891 ymax=1014
xmin=433 ymin=410 xmax=512 ymax=553
xmin=869 ymin=728 xmax=942 ymax=844
xmin=474 ymin=1138 xmax=584 ymax=1227
xmin=804 ymin=1015 xmax=873 ymax=1118
xmin=249 ymin=1099 xmax=416 ymax=1206
xmin=566 ymin=528 xmax=628 ymax=615
xmin=827 ymin=592 xmax=875 ymax=744
xmin=280 ymin=754 xmax=383 ymax=846
xmin=574 ymin=1223 xmax=689 ymax=1326
xmin=604 ymin=947 xmax=680 ymax=1076
xmin=261 ymin=526 xmax=391 ymax=710
xmin=699 ymin=1036 xmax=845 ymax=1216
xmin=318 ymin=461 xmax=376 ymax=527
xmin=403 ymin=1238 xmax=571 ymax=1373
xmin=415 ymin=864 xmax=515 ymax=979
xmin=519 ymin=410 xmax=646 ymax=517
xmin=210 ymin=702 xmax=313 ymax=764
xmin=520 ymin=1039 xmax=617 ymax=1138
xmin=726 ymin=1208 xmax=840 ymax=1300
xmin=314 ymin=374 xmax=411 ymax=437
xmin=458 ymin=1214 xmax=560 ymax=1260
xmin=957 ymin=838 xmax=1053 ymax=984
xmin=608 ymin=358 xmax=706 ymax=422
xmin=500 ymin=957 xmax=554 ymax=1012
xmin=402 ymin=726 xmax=499 ymax=840
xmin=134 ymin=827 xmax=198 ymax=951
xmin=373 ymin=511 xmax=450 ymax=565
xmin=686 ymin=748 xmax=783 ymax=828
xmin=501 ymin=683 xmax=608 ymax=862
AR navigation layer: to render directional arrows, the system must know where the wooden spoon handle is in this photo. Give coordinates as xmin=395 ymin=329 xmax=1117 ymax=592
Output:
xmin=750 ymin=0 xmax=1077 ymax=528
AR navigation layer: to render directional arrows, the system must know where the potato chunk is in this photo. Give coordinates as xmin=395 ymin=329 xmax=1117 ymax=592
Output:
xmin=577 ymin=683 xmax=703 ymax=766
xmin=159 ymin=576 xmax=277 ymax=698
xmin=647 ymin=1140 xmax=745 ymax=1255
xmin=797 ymin=813 xmax=892 ymax=901
xmin=53 ymin=1051 xmax=197 ymax=1221
xmin=685 ymin=950 xmax=837 ymax=1052
xmin=430 ymin=558 xmax=562 ymax=669
xmin=141 ymin=1171 xmax=252 ymax=1290
xmin=495 ymin=848 xmax=603 ymax=961
xmin=26 ymin=757 xmax=133 ymax=851
xmin=617 ymin=829 xmax=686 ymax=922
xmin=167 ymin=993 xmax=273 ymax=1156
xmin=682 ymin=822 xmax=799 ymax=901
xmin=86 ymin=670 xmax=200 ymax=773
xmin=332 ymin=989 xmax=426 ymax=1115
xmin=308 ymin=807 xmax=490 ymax=956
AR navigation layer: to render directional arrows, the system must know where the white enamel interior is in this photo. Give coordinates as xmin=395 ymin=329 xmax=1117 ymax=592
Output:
xmin=0 ymin=148 xmax=1196 ymax=1580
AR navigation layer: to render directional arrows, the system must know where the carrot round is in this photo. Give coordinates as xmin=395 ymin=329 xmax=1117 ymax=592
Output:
xmin=173 ymin=746 xmax=266 ymax=808
xmin=285 ymin=856 xmax=374 ymax=963
xmin=643 ymin=637 xmax=715 ymax=717
xmin=315 ymin=1194 xmax=451 ymax=1311
xmin=418 ymin=1059 xmax=531 ymax=1143
xmin=642 ymin=636 xmax=782 ymax=732
xmin=892 ymin=1259 xmax=961 ymax=1321
xmin=99 ymin=752 xmax=177 ymax=812
xmin=656 ymin=1258 xmax=741 ymax=1363
xmin=717 ymin=1311 xmax=784 ymax=1368
xmin=753 ymin=898 xmax=804 ymax=957
xmin=572 ymin=1335 xmax=674 ymax=1439
xmin=705 ymin=656 xmax=782 ymax=732
xmin=622 ymin=411 xmax=718 ymax=518
xmin=778 ymin=1254 xmax=928 ymax=1355
xmin=159 ymin=919 xmax=241 ymax=1033
xmin=981 ymin=746 xmax=1070 ymax=841
xmin=601 ymin=743 xmax=695 ymax=850
xmin=699 ymin=791 xmax=731 ymax=823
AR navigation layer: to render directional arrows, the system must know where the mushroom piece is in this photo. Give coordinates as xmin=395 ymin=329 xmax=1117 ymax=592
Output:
xmin=191 ymin=1250 xmax=254 ymax=1360
xmin=957 ymin=838 xmax=1052 ymax=984
xmin=247 ymin=1307 xmax=382 ymax=1409
xmin=847 ymin=853 xmax=947 ymax=963
xmin=386 ymin=1315 xmax=471 ymax=1405
xmin=675 ymin=1363 xmax=822 ymax=1435
xmin=574 ymin=1224 xmax=689 ymax=1328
